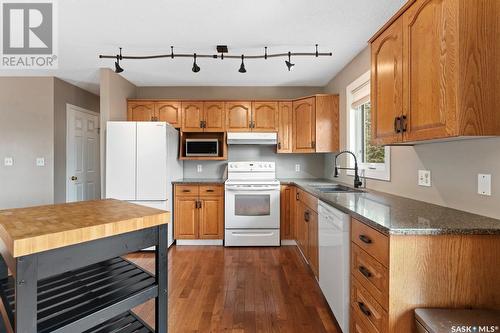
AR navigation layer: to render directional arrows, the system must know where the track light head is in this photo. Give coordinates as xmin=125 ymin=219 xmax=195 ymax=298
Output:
xmin=285 ymin=52 xmax=295 ymax=71
xmin=192 ymin=53 xmax=200 ymax=73
xmin=239 ymin=55 xmax=246 ymax=73
xmin=114 ymin=55 xmax=124 ymax=73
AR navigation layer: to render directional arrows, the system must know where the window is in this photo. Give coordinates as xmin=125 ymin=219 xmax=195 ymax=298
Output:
xmin=346 ymin=71 xmax=390 ymax=181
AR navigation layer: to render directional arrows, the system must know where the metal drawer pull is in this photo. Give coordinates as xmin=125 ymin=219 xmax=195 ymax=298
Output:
xmin=359 ymin=234 xmax=372 ymax=244
xmin=358 ymin=266 xmax=372 ymax=278
xmin=304 ymin=211 xmax=310 ymax=222
xmin=182 ymin=190 xmax=191 ymax=192
xmin=205 ymin=189 xmax=214 ymax=192
xmin=358 ymin=302 xmax=371 ymax=317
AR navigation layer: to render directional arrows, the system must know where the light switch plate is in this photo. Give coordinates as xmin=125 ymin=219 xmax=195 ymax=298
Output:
xmin=36 ymin=157 xmax=45 ymax=166
xmin=295 ymin=164 xmax=301 ymax=172
xmin=478 ymin=174 xmax=491 ymax=196
xmin=418 ymin=170 xmax=431 ymax=187
xmin=4 ymin=157 xmax=13 ymax=166
xmin=197 ymin=165 xmax=203 ymax=173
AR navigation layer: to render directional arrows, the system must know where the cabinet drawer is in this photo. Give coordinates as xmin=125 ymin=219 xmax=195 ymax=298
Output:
xmin=199 ymin=185 xmax=223 ymax=196
xmin=351 ymin=218 xmax=389 ymax=267
xmin=351 ymin=278 xmax=388 ymax=333
xmin=351 ymin=309 xmax=379 ymax=333
xmin=296 ymin=188 xmax=318 ymax=212
xmin=175 ymin=185 xmax=199 ymax=196
xmin=351 ymin=244 xmax=389 ymax=310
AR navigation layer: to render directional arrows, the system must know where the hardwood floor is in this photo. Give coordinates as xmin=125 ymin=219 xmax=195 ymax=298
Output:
xmin=127 ymin=245 xmax=341 ymax=333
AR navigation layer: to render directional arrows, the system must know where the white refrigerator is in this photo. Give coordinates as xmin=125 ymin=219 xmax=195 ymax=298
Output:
xmin=105 ymin=121 xmax=182 ymax=248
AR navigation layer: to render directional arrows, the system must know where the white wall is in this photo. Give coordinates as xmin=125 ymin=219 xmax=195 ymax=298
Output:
xmin=0 ymin=77 xmax=54 ymax=208
xmin=99 ymin=68 xmax=137 ymax=196
xmin=324 ymin=47 xmax=500 ymax=219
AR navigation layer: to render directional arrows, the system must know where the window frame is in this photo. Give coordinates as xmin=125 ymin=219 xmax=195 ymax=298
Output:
xmin=345 ymin=70 xmax=391 ymax=181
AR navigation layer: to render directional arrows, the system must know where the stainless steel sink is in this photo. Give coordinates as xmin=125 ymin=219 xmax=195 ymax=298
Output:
xmin=309 ymin=184 xmax=364 ymax=193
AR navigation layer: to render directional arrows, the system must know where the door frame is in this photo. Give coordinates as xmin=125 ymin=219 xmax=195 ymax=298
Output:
xmin=66 ymin=103 xmax=100 ymax=202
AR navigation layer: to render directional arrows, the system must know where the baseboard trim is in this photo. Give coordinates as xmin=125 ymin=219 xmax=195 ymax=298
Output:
xmin=281 ymin=239 xmax=297 ymax=246
xmin=176 ymin=240 xmax=223 ymax=246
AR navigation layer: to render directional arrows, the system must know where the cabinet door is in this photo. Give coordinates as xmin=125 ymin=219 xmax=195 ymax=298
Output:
xmin=127 ymin=101 xmax=155 ymax=121
xmin=371 ymin=17 xmax=403 ymax=145
xmin=156 ymin=101 xmax=182 ymax=128
xmin=252 ymin=101 xmax=278 ymax=132
xmin=174 ymin=197 xmax=199 ymax=239
xmin=292 ymin=98 xmax=316 ymax=153
xmin=278 ymin=102 xmax=293 ymax=153
xmin=296 ymin=201 xmax=309 ymax=258
xmin=307 ymin=209 xmax=319 ymax=278
xmin=203 ymin=101 xmax=225 ymax=132
xmin=280 ymin=185 xmax=294 ymax=239
xmin=182 ymin=101 xmax=204 ymax=132
xmin=199 ymin=196 xmax=224 ymax=239
xmin=225 ymin=101 xmax=252 ymax=131
xmin=402 ymin=0 xmax=458 ymax=141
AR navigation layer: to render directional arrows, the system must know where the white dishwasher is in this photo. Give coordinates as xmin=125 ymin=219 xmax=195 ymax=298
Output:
xmin=318 ymin=201 xmax=350 ymax=333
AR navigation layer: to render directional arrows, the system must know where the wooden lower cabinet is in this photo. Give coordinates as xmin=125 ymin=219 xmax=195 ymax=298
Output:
xmin=174 ymin=185 xmax=224 ymax=240
xmin=280 ymin=185 xmax=295 ymax=240
xmin=350 ymin=217 xmax=500 ymax=333
xmin=199 ymin=196 xmax=223 ymax=239
xmin=174 ymin=197 xmax=198 ymax=239
xmin=294 ymin=187 xmax=319 ymax=278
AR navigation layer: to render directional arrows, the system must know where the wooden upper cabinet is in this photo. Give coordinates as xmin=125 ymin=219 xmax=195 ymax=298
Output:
xmin=371 ymin=16 xmax=403 ymax=145
xmin=278 ymin=101 xmax=293 ymax=153
xmin=156 ymin=101 xmax=181 ymax=128
xmin=199 ymin=196 xmax=223 ymax=239
xmin=293 ymin=98 xmax=316 ymax=153
xmin=182 ymin=101 xmax=204 ymax=132
xmin=225 ymin=101 xmax=252 ymax=131
xmin=370 ymin=0 xmax=499 ymax=144
xmin=402 ymin=0 xmax=458 ymax=141
xmin=252 ymin=101 xmax=278 ymax=132
xmin=203 ymin=101 xmax=225 ymax=132
xmin=127 ymin=102 xmax=155 ymax=121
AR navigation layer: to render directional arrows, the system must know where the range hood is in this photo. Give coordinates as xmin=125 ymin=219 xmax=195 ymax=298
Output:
xmin=227 ymin=132 xmax=277 ymax=145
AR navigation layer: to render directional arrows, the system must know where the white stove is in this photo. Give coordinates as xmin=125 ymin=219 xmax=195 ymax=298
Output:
xmin=224 ymin=162 xmax=280 ymax=246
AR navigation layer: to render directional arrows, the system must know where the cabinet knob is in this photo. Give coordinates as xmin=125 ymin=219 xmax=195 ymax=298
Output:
xmin=359 ymin=234 xmax=372 ymax=244
xmin=71 ymin=176 xmax=77 ymax=181
xmin=358 ymin=302 xmax=371 ymax=317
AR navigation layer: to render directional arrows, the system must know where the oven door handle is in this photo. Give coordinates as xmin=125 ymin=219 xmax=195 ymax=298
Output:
xmin=231 ymin=232 xmax=276 ymax=237
xmin=225 ymin=186 xmax=279 ymax=191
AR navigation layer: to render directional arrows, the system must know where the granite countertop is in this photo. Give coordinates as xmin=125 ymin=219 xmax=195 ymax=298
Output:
xmin=280 ymin=178 xmax=500 ymax=236
xmin=173 ymin=178 xmax=225 ymax=185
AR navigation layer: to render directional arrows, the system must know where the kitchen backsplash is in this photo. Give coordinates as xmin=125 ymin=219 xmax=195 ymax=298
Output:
xmin=183 ymin=145 xmax=325 ymax=179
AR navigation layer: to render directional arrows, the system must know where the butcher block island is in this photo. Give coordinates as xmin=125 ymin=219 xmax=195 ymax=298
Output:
xmin=0 ymin=199 xmax=169 ymax=333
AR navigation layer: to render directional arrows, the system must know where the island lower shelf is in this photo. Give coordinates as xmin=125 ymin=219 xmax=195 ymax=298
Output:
xmin=0 ymin=257 xmax=157 ymax=333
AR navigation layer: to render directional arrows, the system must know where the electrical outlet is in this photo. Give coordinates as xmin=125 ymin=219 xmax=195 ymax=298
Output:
xmin=295 ymin=164 xmax=300 ymax=172
xmin=478 ymin=174 xmax=491 ymax=196
xmin=418 ymin=170 xmax=431 ymax=187
xmin=4 ymin=157 xmax=13 ymax=166
xmin=197 ymin=165 xmax=203 ymax=173
xmin=36 ymin=157 xmax=45 ymax=167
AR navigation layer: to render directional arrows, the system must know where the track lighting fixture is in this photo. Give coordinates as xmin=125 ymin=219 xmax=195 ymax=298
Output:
xmin=192 ymin=53 xmax=200 ymax=73
xmin=239 ymin=55 xmax=246 ymax=73
xmin=285 ymin=51 xmax=295 ymax=71
xmin=114 ymin=47 xmax=124 ymax=73
xmin=99 ymin=45 xmax=333 ymax=74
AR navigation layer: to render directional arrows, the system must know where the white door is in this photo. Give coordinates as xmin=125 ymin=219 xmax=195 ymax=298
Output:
xmin=66 ymin=105 xmax=100 ymax=202
xmin=105 ymin=122 xmax=137 ymax=200
xmin=136 ymin=122 xmax=167 ymax=200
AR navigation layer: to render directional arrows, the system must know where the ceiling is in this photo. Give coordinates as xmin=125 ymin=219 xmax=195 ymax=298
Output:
xmin=0 ymin=0 xmax=406 ymax=95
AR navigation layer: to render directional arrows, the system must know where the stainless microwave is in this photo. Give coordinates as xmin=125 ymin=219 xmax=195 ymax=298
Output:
xmin=185 ymin=138 xmax=219 ymax=156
